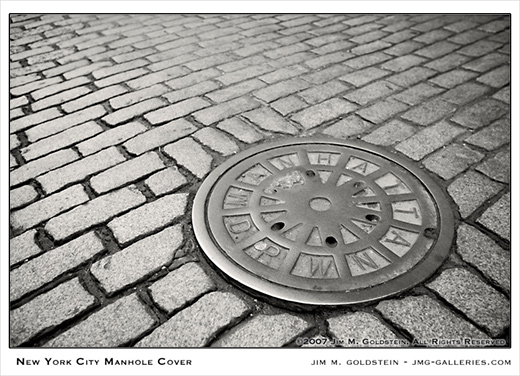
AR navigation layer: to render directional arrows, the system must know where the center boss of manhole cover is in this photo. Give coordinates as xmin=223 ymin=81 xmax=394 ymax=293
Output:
xmin=193 ymin=138 xmax=454 ymax=305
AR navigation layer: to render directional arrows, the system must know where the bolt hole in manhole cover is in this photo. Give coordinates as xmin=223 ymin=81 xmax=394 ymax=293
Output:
xmin=193 ymin=138 xmax=454 ymax=306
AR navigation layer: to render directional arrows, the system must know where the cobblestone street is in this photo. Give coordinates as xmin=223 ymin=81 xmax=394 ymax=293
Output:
xmin=7 ymin=13 xmax=511 ymax=351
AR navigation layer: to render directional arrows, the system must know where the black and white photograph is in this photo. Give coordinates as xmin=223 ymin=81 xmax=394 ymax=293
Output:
xmin=1 ymin=2 xmax=518 ymax=376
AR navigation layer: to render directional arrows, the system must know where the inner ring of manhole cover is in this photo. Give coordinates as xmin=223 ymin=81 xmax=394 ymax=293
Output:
xmin=193 ymin=137 xmax=454 ymax=305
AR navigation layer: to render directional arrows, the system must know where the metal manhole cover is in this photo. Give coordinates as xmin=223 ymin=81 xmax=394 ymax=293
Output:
xmin=193 ymin=138 xmax=454 ymax=305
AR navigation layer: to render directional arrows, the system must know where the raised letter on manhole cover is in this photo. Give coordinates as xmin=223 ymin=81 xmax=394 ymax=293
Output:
xmin=193 ymin=138 xmax=454 ymax=305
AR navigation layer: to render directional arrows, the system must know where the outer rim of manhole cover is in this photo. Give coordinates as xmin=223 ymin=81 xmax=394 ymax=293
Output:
xmin=193 ymin=137 xmax=454 ymax=306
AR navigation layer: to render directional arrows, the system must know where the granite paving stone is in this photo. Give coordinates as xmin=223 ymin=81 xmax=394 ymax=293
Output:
xmin=457 ymin=223 xmax=510 ymax=293
xmin=163 ymin=138 xmax=213 ymax=179
xmin=344 ymin=80 xmax=402 ymax=106
xmin=91 ymin=225 xmax=184 ymax=294
xmin=339 ymin=66 xmax=390 ymax=87
xmin=423 ymin=144 xmax=484 ymax=180
xmin=37 ymin=147 xmax=126 ymax=194
xmin=123 ymin=118 xmax=197 ymax=155
xmin=136 ymin=292 xmax=249 ymax=347
xmin=321 ymin=115 xmax=373 ymax=139
xmin=44 ymin=293 xmax=155 ymax=347
xmin=192 ymin=128 xmax=240 ymax=156
xmin=395 ymin=121 xmax=465 ymax=161
xmin=427 ymin=268 xmax=510 ymax=336
xmin=214 ymin=313 xmax=310 ymax=347
xmin=108 ymin=193 xmax=187 ymax=245
xmin=464 ymin=117 xmax=510 ymax=150
xmin=244 ymin=107 xmax=300 ymax=135
xmin=216 ymin=117 xmax=264 ymax=144
xmin=447 ymin=171 xmax=504 ymax=218
xmin=25 ymin=105 xmax=107 ymax=142
xmin=90 ymin=151 xmax=165 ymax=194
xmin=400 ymin=98 xmax=456 ymax=126
xmin=102 ymin=98 xmax=166 ymax=126
xmin=492 ymin=85 xmax=510 ymax=103
xmin=193 ymin=97 xmax=261 ymax=126
xmin=10 ymin=232 xmax=104 ymax=301
xmin=362 ymin=119 xmax=417 ymax=146
xmin=291 ymin=98 xmax=358 ymax=129
xmin=9 ymin=229 xmax=42 ymax=266
xmin=145 ymin=167 xmax=188 ymax=196
xmin=356 ymin=98 xmax=408 ymax=124
xmin=45 ymin=186 xmax=146 ymax=241
xmin=77 ymin=121 xmax=147 ymax=156
xmin=10 ymin=278 xmax=96 ymax=347
xmin=110 ymin=84 xmax=170 ymax=109
xmin=462 ymin=52 xmax=509 ymax=72
xmin=476 ymin=65 xmax=510 ymax=88
xmin=149 ymin=262 xmax=216 ymax=313
xmin=61 ymin=85 xmax=128 ymax=113
xmin=439 ymin=82 xmax=491 ymax=105
xmin=20 ymin=121 xmax=103 ymax=161
xmin=144 ymin=97 xmax=210 ymax=125
xmin=10 ymin=149 xmax=79 ymax=187
xmin=477 ymin=192 xmax=510 ymax=241
xmin=11 ymin=184 xmax=89 ymax=232
xmin=376 ymin=296 xmax=489 ymax=347
xmin=451 ymin=99 xmax=508 ymax=129
xmin=328 ymin=312 xmax=408 ymax=347
xmin=476 ymin=147 xmax=510 ymax=183
xmin=10 ymin=107 xmax=62 ymax=134
xmin=10 ymin=185 xmax=39 ymax=210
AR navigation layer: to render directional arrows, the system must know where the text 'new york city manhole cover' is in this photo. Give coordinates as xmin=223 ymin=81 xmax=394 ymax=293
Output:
xmin=193 ymin=138 xmax=454 ymax=305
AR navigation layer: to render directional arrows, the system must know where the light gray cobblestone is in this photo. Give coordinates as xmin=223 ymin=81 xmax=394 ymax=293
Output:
xmin=10 ymin=232 xmax=104 ymax=301
xmin=108 ymin=193 xmax=187 ymax=245
xmin=457 ymin=223 xmax=510 ymax=293
xmin=91 ymin=225 xmax=184 ymax=294
xmin=193 ymin=128 xmax=240 ymax=156
xmin=149 ymin=262 xmax=216 ymax=313
xmin=11 ymin=149 xmax=79 ymax=187
xmin=291 ymin=98 xmax=358 ymax=129
xmin=10 ymin=108 xmax=62 ymax=134
xmin=25 ymin=105 xmax=106 ymax=142
xmin=216 ymin=117 xmax=264 ymax=144
xmin=21 ymin=121 xmax=103 ymax=162
xmin=123 ymin=119 xmax=196 ymax=155
xmin=376 ymin=296 xmax=489 ymax=346
xmin=144 ymin=167 xmax=187 ymax=196
xmin=163 ymin=138 xmax=213 ymax=179
xmin=477 ymin=192 xmax=510 ymax=241
xmin=136 ymin=292 xmax=248 ymax=347
xmin=10 ymin=229 xmax=42 ymax=266
xmin=90 ymin=151 xmax=165 ymax=194
xmin=38 ymin=147 xmax=125 ymax=194
xmin=328 ymin=312 xmax=407 ymax=347
xmin=10 ymin=185 xmax=39 ymax=210
xmin=11 ymin=184 xmax=89 ymax=232
xmin=77 ymin=122 xmax=147 ymax=156
xmin=395 ymin=121 xmax=465 ymax=161
xmin=45 ymin=186 xmax=146 ymax=241
xmin=44 ymin=293 xmax=155 ymax=347
xmin=215 ymin=313 xmax=310 ymax=347
xmin=10 ymin=278 xmax=96 ymax=347
xmin=427 ymin=268 xmax=510 ymax=336
xmin=447 ymin=171 xmax=504 ymax=218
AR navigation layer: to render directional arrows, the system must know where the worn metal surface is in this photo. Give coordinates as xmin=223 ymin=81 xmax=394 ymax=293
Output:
xmin=196 ymin=137 xmax=454 ymax=305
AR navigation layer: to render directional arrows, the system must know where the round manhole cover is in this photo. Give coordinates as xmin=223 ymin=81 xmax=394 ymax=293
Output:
xmin=193 ymin=138 xmax=454 ymax=305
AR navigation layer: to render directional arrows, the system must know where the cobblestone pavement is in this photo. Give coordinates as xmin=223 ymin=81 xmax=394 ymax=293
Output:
xmin=8 ymin=14 xmax=510 ymax=348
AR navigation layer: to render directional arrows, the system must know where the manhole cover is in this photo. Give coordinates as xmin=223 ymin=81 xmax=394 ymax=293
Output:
xmin=193 ymin=138 xmax=454 ymax=305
